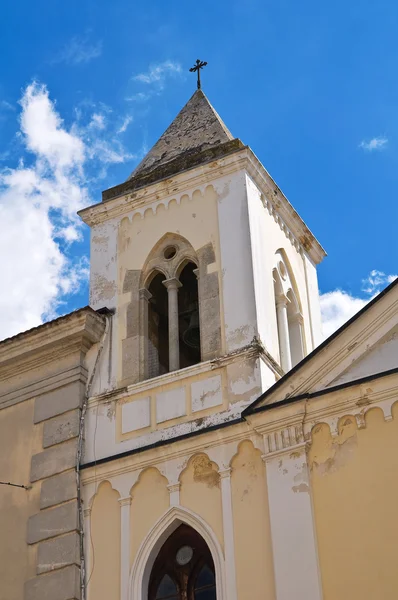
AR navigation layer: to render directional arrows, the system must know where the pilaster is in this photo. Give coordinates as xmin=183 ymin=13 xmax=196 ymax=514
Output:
xmin=261 ymin=418 xmax=322 ymax=600
xmin=167 ymin=482 xmax=181 ymax=507
xmin=219 ymin=468 xmax=238 ymax=600
xmin=119 ymin=496 xmax=132 ymax=600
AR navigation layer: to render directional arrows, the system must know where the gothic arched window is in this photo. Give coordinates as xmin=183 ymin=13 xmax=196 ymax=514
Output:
xmin=273 ymin=252 xmax=305 ymax=372
xmin=141 ymin=244 xmax=201 ymax=380
xmin=149 ymin=524 xmax=216 ymax=600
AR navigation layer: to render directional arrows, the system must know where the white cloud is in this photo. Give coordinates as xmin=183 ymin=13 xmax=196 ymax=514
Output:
xmin=361 ymin=269 xmax=397 ymax=294
xmin=117 ymin=115 xmax=133 ymax=134
xmin=0 ymin=81 xmax=131 ymax=341
xmin=320 ymin=270 xmax=397 ymax=339
xmin=0 ymin=100 xmax=15 ymax=111
xmin=52 ymin=35 xmax=102 ymax=65
xmin=125 ymin=92 xmax=150 ymax=103
xmin=320 ymin=291 xmax=368 ymax=339
xmin=359 ymin=136 xmax=388 ymax=151
xmin=89 ymin=113 xmax=106 ymax=130
xmin=134 ymin=60 xmax=182 ymax=89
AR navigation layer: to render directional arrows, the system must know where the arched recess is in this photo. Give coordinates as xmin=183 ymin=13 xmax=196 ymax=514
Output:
xmin=139 ymin=233 xmax=201 ymax=380
xmin=90 ymin=481 xmax=121 ymax=600
xmin=129 ymin=506 xmax=226 ymax=600
xmin=273 ymin=249 xmax=305 ymax=371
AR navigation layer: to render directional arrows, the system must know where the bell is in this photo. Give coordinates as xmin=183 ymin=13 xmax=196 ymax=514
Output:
xmin=183 ymin=307 xmax=200 ymax=349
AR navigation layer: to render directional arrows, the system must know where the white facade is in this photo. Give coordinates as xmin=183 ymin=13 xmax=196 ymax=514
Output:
xmin=80 ymin=144 xmax=325 ymax=464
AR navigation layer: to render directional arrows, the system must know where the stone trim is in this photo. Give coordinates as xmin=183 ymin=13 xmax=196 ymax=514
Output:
xmin=43 ymin=409 xmax=80 ymax=448
xmin=34 ymin=381 xmax=86 ymax=424
xmin=24 ymin=565 xmax=81 ymax=600
xmin=27 ymin=501 xmax=78 ymax=544
xmin=0 ymin=365 xmax=87 ymax=411
xmin=40 ymin=470 xmax=77 ymax=510
xmin=37 ymin=531 xmax=80 ymax=575
xmin=23 ymin=321 xmax=105 ymax=600
xmin=31 ymin=439 xmax=78 ymax=482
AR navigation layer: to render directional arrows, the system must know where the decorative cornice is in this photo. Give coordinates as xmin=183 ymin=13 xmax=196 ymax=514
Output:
xmin=78 ymin=148 xmax=325 ymax=265
xmin=218 ymin=468 xmax=232 ymax=479
xmin=167 ymin=483 xmax=181 ymax=494
xmin=87 ymin=341 xmax=263 ymax=406
xmin=0 ymin=308 xmax=106 ymax=381
xmin=103 ymin=139 xmax=244 ymax=202
xmin=118 ymin=496 xmax=132 ymax=507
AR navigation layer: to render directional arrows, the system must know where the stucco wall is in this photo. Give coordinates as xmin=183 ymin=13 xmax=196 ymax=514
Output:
xmin=130 ymin=468 xmax=169 ymax=565
xmin=231 ymin=441 xmax=275 ymax=600
xmin=179 ymin=454 xmax=224 ymax=549
xmin=245 ymin=174 xmax=320 ymax=360
xmin=0 ymin=398 xmax=41 ymax=600
xmin=309 ymin=403 xmax=398 ymax=600
xmin=90 ymin=482 xmax=121 ymax=600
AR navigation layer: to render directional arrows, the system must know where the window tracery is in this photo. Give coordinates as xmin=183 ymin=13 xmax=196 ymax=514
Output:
xmin=149 ymin=524 xmax=217 ymax=600
xmin=273 ymin=251 xmax=305 ymax=372
xmin=140 ymin=235 xmax=202 ymax=381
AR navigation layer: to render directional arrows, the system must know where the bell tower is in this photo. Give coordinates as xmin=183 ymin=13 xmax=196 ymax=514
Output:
xmin=79 ymin=87 xmax=325 ymax=459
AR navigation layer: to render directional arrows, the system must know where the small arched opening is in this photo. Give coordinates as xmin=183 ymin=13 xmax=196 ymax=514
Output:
xmin=148 ymin=524 xmax=216 ymax=600
xmin=286 ymin=289 xmax=304 ymax=367
xmin=273 ymin=253 xmax=306 ymax=372
xmin=147 ymin=271 xmax=169 ymax=378
xmin=178 ymin=262 xmax=201 ymax=369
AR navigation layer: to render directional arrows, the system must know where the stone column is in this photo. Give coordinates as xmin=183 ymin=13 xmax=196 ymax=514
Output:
xmin=163 ymin=278 xmax=182 ymax=372
xmin=289 ymin=312 xmax=305 ymax=366
xmin=167 ymin=482 xmax=181 ymax=507
xmin=139 ymin=288 xmax=152 ymax=380
xmin=119 ymin=496 xmax=132 ymax=600
xmin=219 ymin=468 xmax=238 ymax=600
xmin=276 ymin=294 xmax=292 ymax=372
xmin=262 ymin=427 xmax=322 ymax=600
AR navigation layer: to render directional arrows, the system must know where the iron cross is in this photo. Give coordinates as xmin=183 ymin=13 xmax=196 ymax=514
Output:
xmin=189 ymin=59 xmax=207 ymax=90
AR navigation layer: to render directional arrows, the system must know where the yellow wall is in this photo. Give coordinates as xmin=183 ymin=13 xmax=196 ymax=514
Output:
xmin=180 ymin=453 xmax=224 ymax=548
xmin=0 ymin=398 xmax=41 ymax=600
xmin=118 ymin=187 xmax=220 ymax=276
xmin=309 ymin=403 xmax=398 ymax=600
xmin=90 ymin=482 xmax=121 ymax=600
xmin=130 ymin=467 xmax=169 ymax=565
xmin=231 ymin=441 xmax=276 ymax=600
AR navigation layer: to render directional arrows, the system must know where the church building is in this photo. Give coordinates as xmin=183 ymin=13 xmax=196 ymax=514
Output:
xmin=1 ymin=81 xmax=398 ymax=600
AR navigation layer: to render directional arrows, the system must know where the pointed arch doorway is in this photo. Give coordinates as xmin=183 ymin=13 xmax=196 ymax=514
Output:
xmin=148 ymin=524 xmax=216 ymax=600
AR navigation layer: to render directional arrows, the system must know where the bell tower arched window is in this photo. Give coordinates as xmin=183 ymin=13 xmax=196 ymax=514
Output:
xmin=149 ymin=524 xmax=216 ymax=600
xmin=273 ymin=251 xmax=305 ymax=372
xmin=140 ymin=236 xmax=202 ymax=381
xmin=178 ymin=262 xmax=201 ymax=370
xmin=147 ymin=271 xmax=169 ymax=379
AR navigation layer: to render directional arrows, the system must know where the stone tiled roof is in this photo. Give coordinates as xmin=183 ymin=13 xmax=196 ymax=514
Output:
xmin=128 ymin=89 xmax=234 ymax=180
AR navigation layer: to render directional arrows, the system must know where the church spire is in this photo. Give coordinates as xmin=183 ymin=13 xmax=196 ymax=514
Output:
xmin=127 ymin=89 xmax=236 ymax=181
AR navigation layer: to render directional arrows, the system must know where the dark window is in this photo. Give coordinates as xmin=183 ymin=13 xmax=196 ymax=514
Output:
xmin=148 ymin=272 xmax=169 ymax=378
xmin=178 ymin=262 xmax=201 ymax=369
xmin=156 ymin=574 xmax=178 ymax=599
xmin=148 ymin=524 xmax=216 ymax=600
xmin=194 ymin=565 xmax=216 ymax=599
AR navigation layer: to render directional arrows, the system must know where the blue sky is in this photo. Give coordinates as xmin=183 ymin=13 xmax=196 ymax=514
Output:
xmin=0 ymin=0 xmax=397 ymax=339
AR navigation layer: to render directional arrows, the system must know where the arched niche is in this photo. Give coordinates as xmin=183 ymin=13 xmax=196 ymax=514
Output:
xmin=273 ymin=249 xmax=305 ymax=371
xmin=139 ymin=233 xmax=202 ymax=380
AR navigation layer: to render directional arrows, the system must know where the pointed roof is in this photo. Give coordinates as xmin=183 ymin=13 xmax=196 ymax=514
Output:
xmin=128 ymin=90 xmax=234 ymax=180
